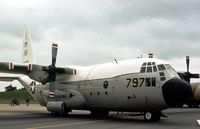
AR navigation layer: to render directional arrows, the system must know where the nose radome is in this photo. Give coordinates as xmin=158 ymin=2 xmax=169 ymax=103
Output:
xmin=162 ymin=78 xmax=193 ymax=107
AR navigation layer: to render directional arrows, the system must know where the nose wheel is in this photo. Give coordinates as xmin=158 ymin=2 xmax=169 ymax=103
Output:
xmin=144 ymin=111 xmax=161 ymax=122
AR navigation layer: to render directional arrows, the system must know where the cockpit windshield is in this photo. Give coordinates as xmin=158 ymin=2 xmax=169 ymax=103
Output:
xmin=157 ymin=64 xmax=166 ymax=71
xmin=140 ymin=62 xmax=177 ymax=74
xmin=156 ymin=64 xmax=176 ymax=72
xmin=165 ymin=64 xmax=172 ymax=69
xmin=165 ymin=64 xmax=176 ymax=72
xmin=140 ymin=62 xmax=157 ymax=73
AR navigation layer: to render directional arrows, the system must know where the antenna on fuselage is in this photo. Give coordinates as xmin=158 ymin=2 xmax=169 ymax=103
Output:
xmin=114 ymin=59 xmax=118 ymax=64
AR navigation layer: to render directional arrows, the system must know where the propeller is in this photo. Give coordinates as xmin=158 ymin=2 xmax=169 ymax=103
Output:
xmin=47 ymin=43 xmax=58 ymax=92
xmin=179 ymin=56 xmax=200 ymax=83
xmin=27 ymin=43 xmax=75 ymax=86
xmin=42 ymin=43 xmax=65 ymax=95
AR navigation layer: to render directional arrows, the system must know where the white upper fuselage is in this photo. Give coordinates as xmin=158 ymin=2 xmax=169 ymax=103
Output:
xmin=58 ymin=58 xmax=178 ymax=83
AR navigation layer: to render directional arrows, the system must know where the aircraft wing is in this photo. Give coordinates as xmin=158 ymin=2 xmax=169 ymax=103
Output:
xmin=0 ymin=62 xmax=76 ymax=83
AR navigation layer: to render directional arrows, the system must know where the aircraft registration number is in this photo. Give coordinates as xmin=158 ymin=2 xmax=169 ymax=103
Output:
xmin=126 ymin=77 xmax=156 ymax=87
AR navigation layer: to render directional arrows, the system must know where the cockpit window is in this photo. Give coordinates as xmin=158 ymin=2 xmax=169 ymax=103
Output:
xmin=165 ymin=64 xmax=171 ymax=69
xmin=140 ymin=62 xmax=156 ymax=73
xmin=165 ymin=64 xmax=177 ymax=73
xmin=147 ymin=66 xmax=152 ymax=73
xmin=157 ymin=64 xmax=166 ymax=71
xmin=153 ymin=66 xmax=157 ymax=72
xmin=142 ymin=63 xmax=147 ymax=66
xmin=140 ymin=67 xmax=146 ymax=73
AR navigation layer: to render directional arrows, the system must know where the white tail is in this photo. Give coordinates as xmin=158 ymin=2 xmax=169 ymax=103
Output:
xmin=23 ymin=26 xmax=35 ymax=63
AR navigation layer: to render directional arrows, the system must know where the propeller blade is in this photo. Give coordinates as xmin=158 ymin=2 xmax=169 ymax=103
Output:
xmin=191 ymin=73 xmax=200 ymax=78
xmin=56 ymin=67 xmax=75 ymax=74
xmin=48 ymin=43 xmax=58 ymax=96
xmin=49 ymin=81 xmax=55 ymax=92
xmin=52 ymin=43 xmax=58 ymax=66
xmin=186 ymin=56 xmax=190 ymax=73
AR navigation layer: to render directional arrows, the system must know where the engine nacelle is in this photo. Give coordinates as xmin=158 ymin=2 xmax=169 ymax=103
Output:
xmin=46 ymin=101 xmax=64 ymax=113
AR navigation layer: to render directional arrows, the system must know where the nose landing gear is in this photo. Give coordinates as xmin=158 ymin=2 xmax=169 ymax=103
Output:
xmin=144 ymin=111 xmax=161 ymax=122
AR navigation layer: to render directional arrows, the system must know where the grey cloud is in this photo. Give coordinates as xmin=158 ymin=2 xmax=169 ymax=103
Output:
xmin=0 ymin=0 xmax=200 ymax=66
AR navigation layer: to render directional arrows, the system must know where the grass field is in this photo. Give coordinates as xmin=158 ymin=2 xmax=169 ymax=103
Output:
xmin=0 ymin=89 xmax=38 ymax=104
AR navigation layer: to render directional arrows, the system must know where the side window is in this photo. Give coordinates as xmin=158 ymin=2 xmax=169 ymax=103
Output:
xmin=152 ymin=77 xmax=156 ymax=86
xmin=146 ymin=78 xmax=151 ymax=87
xmin=161 ymin=77 xmax=166 ymax=81
xmin=159 ymin=72 xmax=166 ymax=81
xmin=146 ymin=78 xmax=157 ymax=87
xmin=159 ymin=72 xmax=165 ymax=76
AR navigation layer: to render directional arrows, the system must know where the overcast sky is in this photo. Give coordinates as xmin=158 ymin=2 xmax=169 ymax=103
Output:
xmin=0 ymin=0 xmax=200 ymax=90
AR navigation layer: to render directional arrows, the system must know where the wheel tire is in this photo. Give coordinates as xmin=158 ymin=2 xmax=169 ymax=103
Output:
xmin=144 ymin=112 xmax=152 ymax=121
xmin=60 ymin=103 xmax=69 ymax=116
xmin=144 ymin=111 xmax=161 ymax=122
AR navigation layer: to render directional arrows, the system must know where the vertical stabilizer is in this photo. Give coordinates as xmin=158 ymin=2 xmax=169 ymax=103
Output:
xmin=23 ymin=26 xmax=35 ymax=63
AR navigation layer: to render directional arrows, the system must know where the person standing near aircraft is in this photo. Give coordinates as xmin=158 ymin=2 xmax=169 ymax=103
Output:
xmin=26 ymin=98 xmax=29 ymax=106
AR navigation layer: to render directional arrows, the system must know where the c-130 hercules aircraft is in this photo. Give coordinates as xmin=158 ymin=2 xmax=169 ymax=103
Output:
xmin=0 ymin=27 xmax=194 ymax=122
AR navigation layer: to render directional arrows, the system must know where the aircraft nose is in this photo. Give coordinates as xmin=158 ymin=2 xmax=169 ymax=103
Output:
xmin=162 ymin=78 xmax=193 ymax=107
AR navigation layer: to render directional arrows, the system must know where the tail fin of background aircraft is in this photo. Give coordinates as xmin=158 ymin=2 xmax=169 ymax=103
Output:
xmin=22 ymin=26 xmax=35 ymax=63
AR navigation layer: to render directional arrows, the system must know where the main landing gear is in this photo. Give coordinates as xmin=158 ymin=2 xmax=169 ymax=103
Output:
xmin=143 ymin=111 xmax=161 ymax=122
xmin=48 ymin=102 xmax=71 ymax=117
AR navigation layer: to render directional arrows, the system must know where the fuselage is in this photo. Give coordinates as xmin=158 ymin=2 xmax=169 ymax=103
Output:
xmin=33 ymin=58 xmax=186 ymax=112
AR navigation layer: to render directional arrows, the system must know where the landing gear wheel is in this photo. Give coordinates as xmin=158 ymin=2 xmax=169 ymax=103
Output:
xmin=144 ymin=112 xmax=152 ymax=121
xmin=60 ymin=103 xmax=69 ymax=116
xmin=144 ymin=111 xmax=161 ymax=122
xmin=50 ymin=103 xmax=69 ymax=117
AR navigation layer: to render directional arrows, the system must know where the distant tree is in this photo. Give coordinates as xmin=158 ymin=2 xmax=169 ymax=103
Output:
xmin=5 ymin=84 xmax=17 ymax=92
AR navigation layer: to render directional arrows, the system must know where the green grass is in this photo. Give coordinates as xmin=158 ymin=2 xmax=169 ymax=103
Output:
xmin=0 ymin=89 xmax=38 ymax=104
